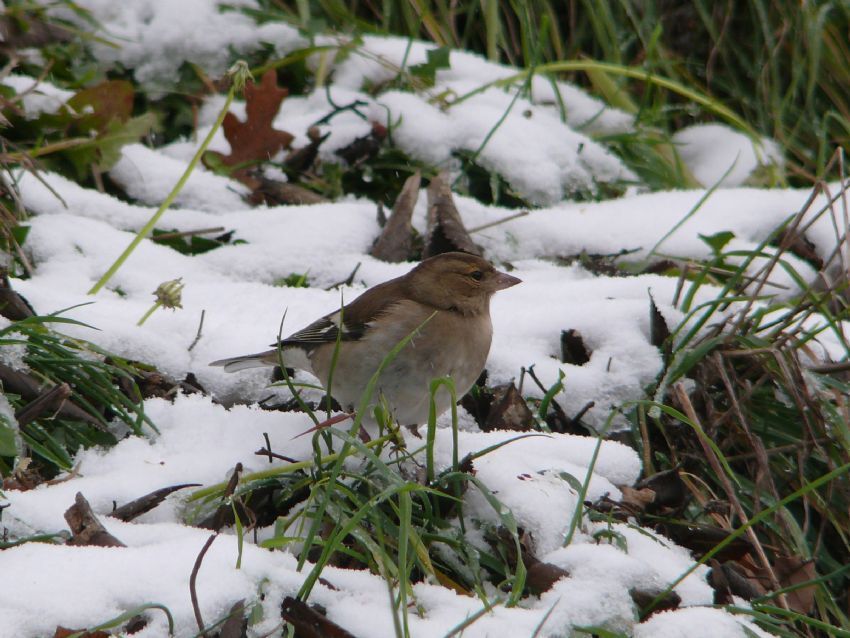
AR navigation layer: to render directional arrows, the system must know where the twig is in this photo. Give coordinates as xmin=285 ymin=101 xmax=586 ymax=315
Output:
xmin=524 ymin=366 xmax=570 ymax=429
xmin=324 ymin=262 xmax=361 ymax=290
xmin=188 ymin=310 xmax=206 ymax=352
xmin=210 ymin=463 xmax=243 ymax=532
xmin=311 ymin=97 xmax=369 ymax=127
xmin=570 ymin=401 xmax=595 ymax=425
xmin=14 ymin=382 xmax=71 ymax=427
xmin=467 ymin=210 xmax=529 ymax=234
xmin=673 ymin=383 xmax=788 ymax=610
xmin=190 ymin=533 xmax=217 ymax=637
xmin=256 ymin=432 xmax=297 ymax=464
xmin=292 ymin=412 xmax=353 ymax=439
xmin=725 ymin=439 xmax=831 ymax=462
xmin=806 ymin=360 xmax=850 ymax=374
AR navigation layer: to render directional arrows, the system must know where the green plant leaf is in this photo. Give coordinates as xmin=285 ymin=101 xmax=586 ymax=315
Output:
xmin=95 ymin=112 xmax=157 ymax=171
xmin=409 ymin=46 xmax=451 ymax=86
xmin=699 ymin=230 xmax=736 ymax=255
xmin=0 ymin=420 xmax=18 ymax=457
xmin=10 ymin=224 xmax=30 ymax=246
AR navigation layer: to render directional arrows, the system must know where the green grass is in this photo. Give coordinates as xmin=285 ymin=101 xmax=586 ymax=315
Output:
xmin=249 ymin=0 xmax=849 ymax=183
xmin=0 ymin=313 xmax=152 ymax=479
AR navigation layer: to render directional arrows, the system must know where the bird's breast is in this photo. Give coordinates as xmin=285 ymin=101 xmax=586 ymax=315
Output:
xmin=310 ymin=301 xmax=493 ymax=425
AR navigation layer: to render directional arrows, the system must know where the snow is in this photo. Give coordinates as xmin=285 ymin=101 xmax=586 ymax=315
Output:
xmin=1 ymin=1 xmax=844 ymax=636
xmin=53 ymin=0 xmax=305 ymax=90
xmin=110 ymin=143 xmax=250 ymax=212
xmin=1 ymin=73 xmax=75 ymax=118
xmin=633 ymin=606 xmax=774 ymax=638
xmin=672 ymin=123 xmax=784 ymax=187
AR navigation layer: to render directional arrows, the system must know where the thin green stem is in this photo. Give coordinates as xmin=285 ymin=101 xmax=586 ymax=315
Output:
xmin=88 ymin=85 xmax=238 ymax=295
xmin=136 ymin=301 xmax=162 ymax=327
xmin=450 ymin=60 xmax=757 ymax=137
xmin=188 ymin=434 xmax=394 ymax=502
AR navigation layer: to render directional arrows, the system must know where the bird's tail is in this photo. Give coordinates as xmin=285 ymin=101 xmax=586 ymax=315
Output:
xmin=209 ymin=352 xmax=273 ymax=373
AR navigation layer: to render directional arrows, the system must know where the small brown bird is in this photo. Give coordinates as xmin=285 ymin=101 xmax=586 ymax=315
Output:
xmin=211 ymin=252 xmax=520 ymax=426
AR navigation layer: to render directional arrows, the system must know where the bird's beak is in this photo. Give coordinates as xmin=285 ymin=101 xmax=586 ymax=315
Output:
xmin=493 ymin=270 xmax=522 ymax=290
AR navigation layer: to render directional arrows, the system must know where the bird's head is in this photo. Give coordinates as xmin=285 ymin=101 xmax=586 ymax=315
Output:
xmin=407 ymin=252 xmax=521 ymax=315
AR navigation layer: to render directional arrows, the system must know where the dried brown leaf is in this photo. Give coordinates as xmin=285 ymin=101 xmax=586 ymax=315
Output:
xmin=619 ymin=486 xmax=656 ymax=511
xmin=219 ymin=599 xmax=248 ymax=638
xmin=109 ymin=483 xmax=201 ymax=522
xmin=281 ymin=596 xmax=358 ymax=638
xmin=334 ymin=121 xmax=386 ymax=165
xmin=0 ymin=272 xmax=35 ymax=320
xmin=0 ymin=15 xmax=72 ymax=49
xmin=205 ymin=70 xmax=294 ymax=186
xmin=52 ymin=628 xmax=109 ymax=638
xmin=371 ymin=171 xmax=420 ymax=262
xmin=0 ymin=364 xmax=102 ymax=426
xmin=64 ymin=492 xmax=126 ymax=547
xmin=560 ymin=329 xmax=591 ymax=366
xmin=254 ymin=178 xmax=328 ymax=205
xmin=649 ymin=294 xmax=671 ymax=355
xmin=662 ymin=522 xmax=753 ymax=561
xmin=635 ymin=468 xmax=687 ymax=511
xmin=630 ymin=587 xmax=681 ymax=620
xmin=772 ymin=556 xmax=817 ymax=614
xmin=67 ymin=80 xmax=135 ymax=133
xmin=424 ymin=172 xmax=479 ymax=257
xmin=708 ymin=559 xmax=766 ymax=604
xmin=483 ymin=382 xmax=534 ymax=432
xmin=14 ymin=382 xmax=72 ymax=427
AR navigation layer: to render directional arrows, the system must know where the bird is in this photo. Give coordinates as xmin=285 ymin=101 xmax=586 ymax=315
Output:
xmin=211 ymin=252 xmax=521 ymax=427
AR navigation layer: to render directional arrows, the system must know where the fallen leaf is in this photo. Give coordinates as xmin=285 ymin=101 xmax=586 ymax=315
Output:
xmin=64 ymin=492 xmax=126 ymax=547
xmin=67 ymin=80 xmax=134 ymax=133
xmin=619 ymin=486 xmax=656 ymax=511
xmin=483 ymin=382 xmax=534 ymax=432
xmin=424 ymin=172 xmax=479 ymax=257
xmin=630 ymin=587 xmax=681 ymax=620
xmin=0 ymin=15 xmax=72 ymax=49
xmin=771 ymin=556 xmax=817 ymax=614
xmin=560 ymin=329 xmax=591 ymax=365
xmin=707 ymin=559 xmax=766 ymax=604
xmin=52 ymin=628 xmax=109 ymax=638
xmin=281 ymin=596 xmax=358 ymax=638
xmin=205 ymin=69 xmax=294 ymax=186
xmin=774 ymin=228 xmax=823 ymax=270
xmin=649 ymin=294 xmax=671 ymax=361
xmin=371 ymin=171 xmax=420 ymax=262
xmin=635 ymin=468 xmax=687 ymax=512
xmin=0 ymin=364 xmax=102 ymax=427
xmin=284 ymin=126 xmax=328 ymax=177
xmin=109 ymin=483 xmax=201 ymax=522
xmin=661 ymin=522 xmax=753 ymax=561
xmin=14 ymin=382 xmax=72 ymax=427
xmin=254 ymin=178 xmax=328 ymax=205
xmin=0 ymin=272 xmax=35 ymax=320
xmin=334 ymin=121 xmax=386 ymax=166
xmin=220 ymin=599 xmax=248 ymax=638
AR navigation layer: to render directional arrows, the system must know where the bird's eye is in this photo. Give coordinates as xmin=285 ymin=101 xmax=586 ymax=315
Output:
xmin=469 ymin=270 xmax=483 ymax=281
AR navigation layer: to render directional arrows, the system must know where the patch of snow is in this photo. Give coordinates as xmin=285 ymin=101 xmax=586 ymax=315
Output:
xmin=634 ymin=606 xmax=774 ymax=638
xmin=50 ymin=0 xmax=305 ymax=89
xmin=109 ymin=144 xmax=250 ymax=212
xmin=1 ymin=74 xmax=74 ymax=118
xmin=673 ymin=123 xmax=783 ymax=187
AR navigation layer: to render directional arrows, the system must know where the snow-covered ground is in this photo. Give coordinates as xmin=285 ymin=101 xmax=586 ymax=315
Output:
xmin=1 ymin=2 xmax=846 ymax=637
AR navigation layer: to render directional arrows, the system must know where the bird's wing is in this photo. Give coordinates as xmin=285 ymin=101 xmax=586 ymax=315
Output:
xmin=273 ymin=277 xmax=408 ymax=348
